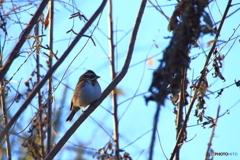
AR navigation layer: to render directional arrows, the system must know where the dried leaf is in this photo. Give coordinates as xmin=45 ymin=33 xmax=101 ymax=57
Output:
xmin=112 ymin=88 xmax=124 ymax=96
xmin=206 ymin=40 xmax=226 ymax=47
xmin=196 ymin=78 xmax=208 ymax=97
xmin=147 ymin=58 xmax=154 ymax=66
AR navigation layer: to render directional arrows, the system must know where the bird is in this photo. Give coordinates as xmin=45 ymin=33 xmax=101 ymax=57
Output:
xmin=66 ymin=70 xmax=101 ymax=121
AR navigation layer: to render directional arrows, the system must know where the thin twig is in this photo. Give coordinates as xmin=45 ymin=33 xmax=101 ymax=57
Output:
xmin=88 ymin=115 xmax=113 ymax=138
xmin=122 ymin=129 xmax=152 ymax=149
xmin=44 ymin=0 xmax=147 ymax=158
xmin=156 ymin=128 xmax=168 ymax=160
xmin=119 ymin=40 xmax=154 ymax=121
xmin=148 ymin=0 xmax=170 ymax=21
xmin=136 ymin=149 xmax=145 ymax=160
xmin=118 ymin=92 xmax=148 ymax=106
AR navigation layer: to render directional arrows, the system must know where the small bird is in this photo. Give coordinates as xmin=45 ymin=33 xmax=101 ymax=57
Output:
xmin=66 ymin=70 xmax=101 ymax=121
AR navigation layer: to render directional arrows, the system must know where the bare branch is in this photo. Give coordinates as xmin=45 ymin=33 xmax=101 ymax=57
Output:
xmin=148 ymin=0 xmax=170 ymax=21
xmin=0 ymin=77 xmax=12 ymax=160
xmin=149 ymin=104 xmax=160 ymax=160
xmin=108 ymin=0 xmax=120 ymax=158
xmin=46 ymin=0 xmax=54 ymax=154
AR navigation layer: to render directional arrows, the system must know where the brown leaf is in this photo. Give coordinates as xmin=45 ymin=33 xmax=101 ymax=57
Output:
xmin=147 ymin=58 xmax=154 ymax=66
xmin=206 ymin=40 xmax=226 ymax=47
xmin=110 ymin=88 xmax=124 ymax=97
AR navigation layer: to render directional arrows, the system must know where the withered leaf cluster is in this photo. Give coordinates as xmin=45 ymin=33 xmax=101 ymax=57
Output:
xmin=93 ymin=142 xmax=132 ymax=160
xmin=147 ymin=0 xmax=210 ymax=106
xmin=212 ymin=49 xmax=225 ymax=81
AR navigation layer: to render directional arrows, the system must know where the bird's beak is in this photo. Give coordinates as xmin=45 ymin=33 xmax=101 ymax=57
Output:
xmin=96 ymin=75 xmax=100 ymax=79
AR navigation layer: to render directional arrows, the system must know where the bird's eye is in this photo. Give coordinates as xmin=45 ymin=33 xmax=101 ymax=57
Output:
xmin=85 ymin=75 xmax=94 ymax=79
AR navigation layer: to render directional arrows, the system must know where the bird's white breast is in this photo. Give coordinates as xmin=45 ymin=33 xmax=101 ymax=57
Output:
xmin=74 ymin=80 xmax=101 ymax=107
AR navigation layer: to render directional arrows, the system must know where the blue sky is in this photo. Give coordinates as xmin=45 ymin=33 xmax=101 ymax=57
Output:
xmin=2 ymin=0 xmax=240 ymax=159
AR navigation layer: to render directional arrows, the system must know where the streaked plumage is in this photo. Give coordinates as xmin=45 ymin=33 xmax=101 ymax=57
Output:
xmin=66 ymin=70 xmax=101 ymax=121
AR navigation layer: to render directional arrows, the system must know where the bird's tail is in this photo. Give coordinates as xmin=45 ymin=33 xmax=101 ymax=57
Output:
xmin=66 ymin=111 xmax=76 ymax=122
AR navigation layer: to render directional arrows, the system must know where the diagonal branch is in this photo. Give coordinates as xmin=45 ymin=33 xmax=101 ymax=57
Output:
xmin=44 ymin=0 xmax=147 ymax=159
xmin=0 ymin=0 xmax=108 ymax=142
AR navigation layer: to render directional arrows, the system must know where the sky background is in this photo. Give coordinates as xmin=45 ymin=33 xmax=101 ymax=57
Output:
xmin=2 ymin=0 xmax=240 ymax=159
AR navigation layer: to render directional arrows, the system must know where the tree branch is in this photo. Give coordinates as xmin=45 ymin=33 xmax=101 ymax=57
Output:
xmin=47 ymin=0 xmax=54 ymax=154
xmin=0 ymin=78 xmax=11 ymax=160
xmin=108 ymin=0 xmax=120 ymax=158
xmin=149 ymin=104 xmax=161 ymax=160
xmin=175 ymin=68 xmax=187 ymax=160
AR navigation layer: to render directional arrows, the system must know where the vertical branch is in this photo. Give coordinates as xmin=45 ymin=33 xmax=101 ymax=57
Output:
xmin=35 ymin=23 xmax=45 ymax=159
xmin=149 ymin=104 xmax=161 ymax=160
xmin=47 ymin=0 xmax=54 ymax=154
xmin=205 ymin=105 xmax=220 ymax=160
xmin=0 ymin=54 xmax=11 ymax=160
xmin=175 ymin=68 xmax=187 ymax=160
xmin=108 ymin=0 xmax=119 ymax=158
